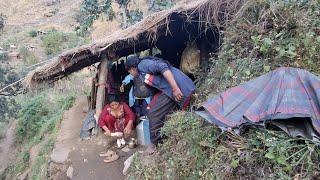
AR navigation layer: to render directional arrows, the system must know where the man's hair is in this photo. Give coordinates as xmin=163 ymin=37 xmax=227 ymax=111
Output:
xmin=125 ymin=55 xmax=140 ymax=70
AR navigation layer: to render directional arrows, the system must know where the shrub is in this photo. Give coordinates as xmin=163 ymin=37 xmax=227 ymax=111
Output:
xmin=3 ymin=90 xmax=75 ymax=179
xmin=16 ymin=91 xmax=75 ymax=144
xmin=18 ymin=45 xmax=29 ymax=58
xmin=41 ymin=29 xmax=80 ymax=55
xmin=28 ymin=30 xmax=37 ymax=37
xmin=1 ymin=36 xmax=17 ymax=50
xmin=18 ymin=45 xmax=39 ymax=65
xmin=16 ymin=95 xmax=49 ymax=144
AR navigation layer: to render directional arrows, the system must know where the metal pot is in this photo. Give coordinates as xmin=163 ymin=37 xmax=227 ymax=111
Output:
xmin=128 ymin=138 xmax=137 ymax=149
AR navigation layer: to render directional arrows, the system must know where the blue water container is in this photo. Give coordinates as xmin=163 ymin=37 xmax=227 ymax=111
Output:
xmin=136 ymin=116 xmax=151 ymax=146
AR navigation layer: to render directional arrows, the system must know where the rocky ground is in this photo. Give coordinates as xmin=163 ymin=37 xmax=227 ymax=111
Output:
xmin=48 ymin=96 xmax=141 ymax=180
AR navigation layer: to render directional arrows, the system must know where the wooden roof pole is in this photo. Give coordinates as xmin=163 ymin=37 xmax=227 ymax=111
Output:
xmin=95 ymin=58 xmax=109 ymax=120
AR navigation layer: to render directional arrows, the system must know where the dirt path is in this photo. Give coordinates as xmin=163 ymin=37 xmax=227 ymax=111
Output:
xmin=0 ymin=121 xmax=16 ymax=175
xmin=50 ymin=96 xmax=138 ymax=180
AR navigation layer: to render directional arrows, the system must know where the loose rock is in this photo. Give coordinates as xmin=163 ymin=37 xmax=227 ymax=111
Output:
xmin=66 ymin=166 xmax=74 ymax=179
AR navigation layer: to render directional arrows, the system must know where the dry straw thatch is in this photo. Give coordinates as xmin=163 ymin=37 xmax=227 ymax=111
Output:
xmin=25 ymin=0 xmax=242 ymax=88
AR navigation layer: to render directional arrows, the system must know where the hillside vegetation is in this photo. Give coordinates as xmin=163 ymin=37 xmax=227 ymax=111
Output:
xmin=0 ymin=0 xmax=177 ymax=178
xmin=128 ymin=0 xmax=320 ymax=179
xmin=1 ymin=89 xmax=76 ymax=179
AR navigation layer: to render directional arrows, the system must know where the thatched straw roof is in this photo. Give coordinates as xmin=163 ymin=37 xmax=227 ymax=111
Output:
xmin=25 ymin=0 xmax=242 ymax=88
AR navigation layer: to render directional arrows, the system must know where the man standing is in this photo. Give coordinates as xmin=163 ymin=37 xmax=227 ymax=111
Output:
xmin=125 ymin=55 xmax=196 ymax=153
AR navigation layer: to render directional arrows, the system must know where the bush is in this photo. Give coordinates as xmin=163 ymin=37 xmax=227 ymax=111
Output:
xmin=16 ymin=91 xmax=75 ymax=144
xmin=2 ymin=90 xmax=75 ymax=179
xmin=41 ymin=29 xmax=80 ymax=55
xmin=18 ymin=45 xmax=29 ymax=58
xmin=1 ymin=36 xmax=17 ymax=50
xmin=28 ymin=30 xmax=37 ymax=37
xmin=18 ymin=45 xmax=39 ymax=65
xmin=16 ymin=95 xmax=49 ymax=144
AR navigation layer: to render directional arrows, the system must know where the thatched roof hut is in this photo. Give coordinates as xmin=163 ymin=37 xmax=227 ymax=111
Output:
xmin=25 ymin=0 xmax=242 ymax=87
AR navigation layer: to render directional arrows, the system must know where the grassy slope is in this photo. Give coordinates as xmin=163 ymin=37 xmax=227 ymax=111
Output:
xmin=1 ymin=90 xmax=75 ymax=179
xmin=128 ymin=0 xmax=320 ymax=179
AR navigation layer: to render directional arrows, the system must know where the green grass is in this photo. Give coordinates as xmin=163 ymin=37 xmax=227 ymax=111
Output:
xmin=2 ymin=90 xmax=76 ymax=179
xmin=129 ymin=112 xmax=320 ymax=179
xmin=30 ymin=138 xmax=55 ymax=180
xmin=16 ymin=91 xmax=75 ymax=145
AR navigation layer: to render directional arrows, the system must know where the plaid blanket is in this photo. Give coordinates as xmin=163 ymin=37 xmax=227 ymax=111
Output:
xmin=201 ymin=67 xmax=320 ymax=135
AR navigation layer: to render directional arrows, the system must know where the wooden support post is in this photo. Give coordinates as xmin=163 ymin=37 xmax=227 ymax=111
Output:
xmin=89 ymin=76 xmax=97 ymax=110
xmin=95 ymin=59 xmax=109 ymax=119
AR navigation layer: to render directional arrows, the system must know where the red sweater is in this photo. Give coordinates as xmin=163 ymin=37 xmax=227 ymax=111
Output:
xmin=98 ymin=102 xmax=136 ymax=132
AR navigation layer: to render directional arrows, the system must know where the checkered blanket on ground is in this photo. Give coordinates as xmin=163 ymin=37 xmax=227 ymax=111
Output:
xmin=202 ymin=67 xmax=320 ymax=134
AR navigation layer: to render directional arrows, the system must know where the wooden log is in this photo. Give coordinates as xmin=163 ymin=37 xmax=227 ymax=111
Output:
xmin=95 ymin=59 xmax=109 ymax=119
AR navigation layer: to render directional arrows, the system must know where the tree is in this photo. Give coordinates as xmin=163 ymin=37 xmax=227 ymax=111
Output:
xmin=76 ymin=0 xmax=144 ymax=34
xmin=115 ymin=0 xmax=130 ymax=28
xmin=148 ymin=0 xmax=174 ymax=12
xmin=76 ymin=0 xmax=115 ymax=35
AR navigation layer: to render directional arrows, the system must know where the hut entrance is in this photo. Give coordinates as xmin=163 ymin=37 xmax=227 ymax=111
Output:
xmin=91 ymin=12 xmax=221 ymax=114
xmin=91 ymin=14 xmax=219 ymax=114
